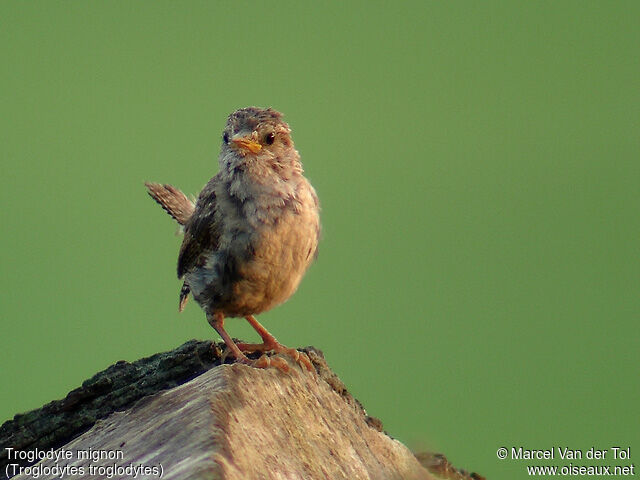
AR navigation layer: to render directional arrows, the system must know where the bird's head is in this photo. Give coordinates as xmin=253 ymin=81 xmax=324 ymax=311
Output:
xmin=220 ymin=107 xmax=301 ymax=175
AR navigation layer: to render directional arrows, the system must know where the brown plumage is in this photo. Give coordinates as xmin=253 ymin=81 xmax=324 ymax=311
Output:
xmin=145 ymin=182 xmax=195 ymax=311
xmin=145 ymin=182 xmax=194 ymax=226
xmin=145 ymin=107 xmax=320 ymax=372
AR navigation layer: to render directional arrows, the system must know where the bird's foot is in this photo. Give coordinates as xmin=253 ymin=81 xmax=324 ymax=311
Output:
xmin=224 ymin=350 xmax=290 ymax=373
xmin=216 ymin=342 xmax=293 ymax=373
xmin=210 ymin=313 xmax=308 ymax=373
xmin=251 ymin=354 xmax=291 ymax=373
xmin=236 ymin=341 xmax=315 ymax=374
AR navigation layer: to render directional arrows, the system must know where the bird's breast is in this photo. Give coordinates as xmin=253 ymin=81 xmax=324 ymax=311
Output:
xmin=191 ymin=178 xmax=319 ymax=317
xmin=229 ymin=193 xmax=320 ymax=314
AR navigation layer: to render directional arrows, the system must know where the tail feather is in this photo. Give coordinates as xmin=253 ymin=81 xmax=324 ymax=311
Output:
xmin=145 ymin=182 xmax=195 ymax=226
xmin=179 ymin=282 xmax=190 ymax=312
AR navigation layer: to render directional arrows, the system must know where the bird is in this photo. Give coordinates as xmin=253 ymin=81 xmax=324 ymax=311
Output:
xmin=145 ymin=107 xmax=320 ymax=372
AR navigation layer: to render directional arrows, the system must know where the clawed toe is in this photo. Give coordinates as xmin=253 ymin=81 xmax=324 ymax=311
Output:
xmin=263 ymin=347 xmax=315 ymax=374
xmin=226 ymin=346 xmax=314 ymax=374
xmin=296 ymin=351 xmax=315 ymax=374
xmin=235 ymin=342 xmax=314 ymax=374
xmin=279 ymin=348 xmax=314 ymax=373
xmin=252 ymin=354 xmax=290 ymax=373
xmin=219 ymin=346 xmax=232 ymax=364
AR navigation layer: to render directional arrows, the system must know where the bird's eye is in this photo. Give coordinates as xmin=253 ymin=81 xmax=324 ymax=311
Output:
xmin=223 ymin=132 xmax=229 ymax=144
xmin=264 ymin=132 xmax=275 ymax=145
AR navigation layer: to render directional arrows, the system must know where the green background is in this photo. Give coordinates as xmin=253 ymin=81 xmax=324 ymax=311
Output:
xmin=1 ymin=2 xmax=638 ymax=478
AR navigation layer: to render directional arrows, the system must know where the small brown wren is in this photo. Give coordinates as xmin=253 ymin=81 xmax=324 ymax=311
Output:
xmin=146 ymin=107 xmax=320 ymax=372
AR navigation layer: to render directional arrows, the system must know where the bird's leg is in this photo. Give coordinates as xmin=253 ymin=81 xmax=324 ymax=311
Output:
xmin=207 ymin=312 xmax=289 ymax=372
xmin=236 ymin=315 xmax=314 ymax=373
xmin=208 ymin=312 xmax=251 ymax=364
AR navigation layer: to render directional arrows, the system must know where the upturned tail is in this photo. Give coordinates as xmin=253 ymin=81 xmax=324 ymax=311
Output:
xmin=145 ymin=182 xmax=195 ymax=226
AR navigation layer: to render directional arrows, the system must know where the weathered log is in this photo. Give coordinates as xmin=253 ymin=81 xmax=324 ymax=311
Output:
xmin=1 ymin=341 xmax=483 ymax=480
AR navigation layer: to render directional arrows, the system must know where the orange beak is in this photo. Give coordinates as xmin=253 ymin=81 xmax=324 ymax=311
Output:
xmin=231 ymin=136 xmax=262 ymax=154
